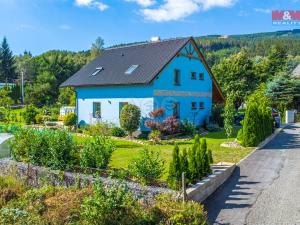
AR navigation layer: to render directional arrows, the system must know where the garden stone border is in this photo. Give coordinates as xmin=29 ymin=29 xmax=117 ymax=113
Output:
xmin=0 ymin=158 xmax=177 ymax=200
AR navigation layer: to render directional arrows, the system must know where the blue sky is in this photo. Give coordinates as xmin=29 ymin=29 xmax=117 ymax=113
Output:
xmin=0 ymin=0 xmax=299 ymax=55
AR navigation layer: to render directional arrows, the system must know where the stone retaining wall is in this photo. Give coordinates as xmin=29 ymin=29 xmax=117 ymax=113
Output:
xmin=186 ymin=163 xmax=236 ymax=202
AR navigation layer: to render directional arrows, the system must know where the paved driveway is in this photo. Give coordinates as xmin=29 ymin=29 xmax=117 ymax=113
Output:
xmin=204 ymin=124 xmax=300 ymax=225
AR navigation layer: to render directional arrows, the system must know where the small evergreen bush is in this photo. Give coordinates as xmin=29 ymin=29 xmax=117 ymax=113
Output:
xmin=168 ymin=136 xmax=213 ymax=189
xmin=129 ymin=149 xmax=165 ymax=185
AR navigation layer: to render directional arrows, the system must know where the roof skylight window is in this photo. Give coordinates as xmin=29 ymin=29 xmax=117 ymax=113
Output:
xmin=91 ymin=67 xmax=103 ymax=76
xmin=125 ymin=65 xmax=139 ymax=75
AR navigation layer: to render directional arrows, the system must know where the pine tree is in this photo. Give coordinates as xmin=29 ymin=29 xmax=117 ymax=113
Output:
xmin=201 ymin=139 xmax=210 ymax=176
xmin=207 ymin=149 xmax=213 ymax=164
xmin=0 ymin=37 xmax=16 ymax=83
xmin=189 ymin=135 xmax=200 ymax=183
xmin=180 ymin=148 xmax=189 ymax=180
xmin=167 ymin=145 xmax=182 ymax=189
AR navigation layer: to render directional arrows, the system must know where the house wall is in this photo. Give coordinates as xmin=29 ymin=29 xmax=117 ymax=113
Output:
xmin=152 ymin=42 xmax=213 ymax=126
xmin=76 ymin=85 xmax=154 ymax=127
xmin=76 ymin=41 xmax=213 ymax=129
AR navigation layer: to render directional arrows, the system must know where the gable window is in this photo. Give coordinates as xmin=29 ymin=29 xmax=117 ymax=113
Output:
xmin=93 ymin=102 xmax=101 ymax=118
xmin=119 ymin=102 xmax=128 ymax=118
xmin=174 ymin=69 xmax=180 ymax=86
xmin=191 ymin=72 xmax=196 ymax=80
xmin=125 ymin=65 xmax=139 ymax=74
xmin=199 ymin=73 xmax=204 ymax=80
xmin=199 ymin=102 xmax=205 ymax=110
xmin=191 ymin=102 xmax=197 ymax=110
xmin=173 ymin=102 xmax=180 ymax=119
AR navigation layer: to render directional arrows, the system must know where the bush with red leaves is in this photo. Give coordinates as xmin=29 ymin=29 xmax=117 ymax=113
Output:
xmin=149 ymin=108 xmax=165 ymax=119
xmin=160 ymin=116 xmax=182 ymax=135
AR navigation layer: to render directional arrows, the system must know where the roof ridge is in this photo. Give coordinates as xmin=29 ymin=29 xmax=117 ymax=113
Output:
xmin=105 ymin=37 xmax=190 ymax=51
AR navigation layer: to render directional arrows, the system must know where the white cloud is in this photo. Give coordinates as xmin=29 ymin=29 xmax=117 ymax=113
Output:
xmin=254 ymin=8 xmax=271 ymax=14
xmin=140 ymin=0 xmax=236 ymax=22
xmin=59 ymin=24 xmax=72 ymax=30
xmin=125 ymin=0 xmax=156 ymax=7
xmin=75 ymin=0 xmax=109 ymax=11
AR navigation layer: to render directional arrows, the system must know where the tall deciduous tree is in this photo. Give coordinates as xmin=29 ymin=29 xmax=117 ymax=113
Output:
xmin=267 ymin=44 xmax=287 ymax=76
xmin=0 ymin=37 xmax=17 ymax=82
xmin=212 ymin=50 xmax=257 ymax=109
xmin=90 ymin=37 xmax=104 ymax=60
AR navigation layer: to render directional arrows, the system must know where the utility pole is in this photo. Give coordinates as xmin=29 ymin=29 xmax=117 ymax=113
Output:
xmin=21 ymin=69 xmax=24 ymax=105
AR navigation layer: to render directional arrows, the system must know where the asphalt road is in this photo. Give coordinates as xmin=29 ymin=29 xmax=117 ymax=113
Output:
xmin=204 ymin=123 xmax=300 ymax=225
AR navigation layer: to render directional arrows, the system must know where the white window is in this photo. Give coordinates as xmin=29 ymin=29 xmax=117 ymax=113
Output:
xmin=93 ymin=102 xmax=101 ymax=118
xmin=125 ymin=65 xmax=139 ymax=74
xmin=91 ymin=67 xmax=103 ymax=76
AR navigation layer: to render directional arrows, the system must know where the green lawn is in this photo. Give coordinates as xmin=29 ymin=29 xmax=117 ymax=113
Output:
xmin=109 ymin=129 xmax=253 ymax=173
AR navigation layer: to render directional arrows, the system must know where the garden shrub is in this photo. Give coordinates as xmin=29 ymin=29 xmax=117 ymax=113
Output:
xmin=81 ymin=180 xmax=138 ymax=225
xmin=129 ymin=149 xmax=165 ymax=185
xmin=181 ymin=119 xmax=197 ymax=135
xmin=84 ymin=122 xmax=112 ymax=136
xmin=11 ymin=128 xmax=76 ymax=170
xmin=24 ymin=105 xmax=39 ymax=125
xmin=80 ymin=135 xmax=115 ymax=169
xmin=149 ymin=108 xmax=165 ymax=119
xmin=160 ymin=116 xmax=182 ymax=135
xmin=111 ymin=127 xmax=126 ymax=137
xmin=154 ymin=195 xmax=208 ymax=225
xmin=148 ymin=130 xmax=162 ymax=143
xmin=63 ymin=113 xmax=77 ymax=126
xmin=145 ymin=120 xmax=160 ymax=130
xmin=120 ymin=104 xmax=141 ymax=136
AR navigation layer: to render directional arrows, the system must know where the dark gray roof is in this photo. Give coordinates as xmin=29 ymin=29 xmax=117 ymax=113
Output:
xmin=60 ymin=37 xmax=191 ymax=87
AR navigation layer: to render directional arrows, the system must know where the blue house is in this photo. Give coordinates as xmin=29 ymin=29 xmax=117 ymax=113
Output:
xmin=61 ymin=37 xmax=224 ymax=130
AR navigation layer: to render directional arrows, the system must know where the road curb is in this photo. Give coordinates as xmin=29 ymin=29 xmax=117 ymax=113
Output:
xmin=237 ymin=125 xmax=288 ymax=166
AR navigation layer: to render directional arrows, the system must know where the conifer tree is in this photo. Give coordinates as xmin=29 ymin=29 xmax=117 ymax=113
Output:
xmin=180 ymin=148 xmax=189 ymax=180
xmin=167 ymin=145 xmax=182 ymax=189
xmin=200 ymin=139 xmax=210 ymax=176
xmin=0 ymin=37 xmax=16 ymax=82
xmin=189 ymin=135 xmax=200 ymax=183
xmin=207 ymin=149 xmax=213 ymax=164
